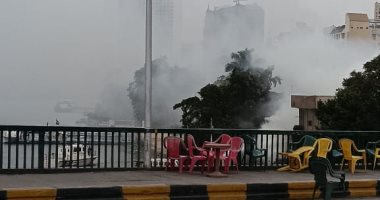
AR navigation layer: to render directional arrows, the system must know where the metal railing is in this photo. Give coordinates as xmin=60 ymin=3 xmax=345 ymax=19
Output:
xmin=1 ymin=125 xmax=380 ymax=173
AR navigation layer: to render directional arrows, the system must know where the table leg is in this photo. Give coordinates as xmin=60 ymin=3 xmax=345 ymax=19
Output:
xmin=207 ymin=148 xmax=227 ymax=177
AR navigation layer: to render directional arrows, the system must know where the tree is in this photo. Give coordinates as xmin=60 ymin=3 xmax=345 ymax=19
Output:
xmin=174 ymin=49 xmax=281 ymax=129
xmin=316 ymin=54 xmax=380 ymax=130
xmin=127 ymin=57 xmax=200 ymax=128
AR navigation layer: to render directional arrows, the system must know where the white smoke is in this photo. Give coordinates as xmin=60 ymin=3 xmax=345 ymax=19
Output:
xmin=0 ymin=0 xmax=379 ymax=129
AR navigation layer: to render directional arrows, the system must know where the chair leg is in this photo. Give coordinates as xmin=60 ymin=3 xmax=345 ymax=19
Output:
xmin=312 ymin=185 xmax=317 ymax=200
xmin=201 ymin=160 xmax=205 ymax=174
xmin=224 ymin=159 xmax=230 ymax=173
xmin=324 ymin=184 xmax=333 ymax=200
xmin=189 ymin=159 xmax=197 ymax=174
xmin=248 ymin=156 xmax=253 ymax=169
xmin=179 ymin=159 xmax=184 ymax=173
xmin=373 ymin=157 xmax=377 ymax=171
xmin=340 ymin=159 xmax=345 ymax=171
xmin=350 ymin=160 xmax=356 ymax=174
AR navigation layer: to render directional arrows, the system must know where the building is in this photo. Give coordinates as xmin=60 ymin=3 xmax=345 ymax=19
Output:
xmin=330 ymin=2 xmax=380 ymax=45
xmin=134 ymin=0 xmax=181 ymax=60
xmin=291 ymin=95 xmax=334 ymax=131
xmin=203 ymin=3 xmax=264 ymax=59
xmin=330 ymin=13 xmax=371 ymax=42
xmin=375 ymin=2 xmax=380 ymax=20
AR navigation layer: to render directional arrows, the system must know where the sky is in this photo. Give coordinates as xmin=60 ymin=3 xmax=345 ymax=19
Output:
xmin=0 ymin=0 xmax=379 ymax=128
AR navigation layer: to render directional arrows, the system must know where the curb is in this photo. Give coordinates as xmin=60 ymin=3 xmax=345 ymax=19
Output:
xmin=1 ymin=180 xmax=380 ymax=200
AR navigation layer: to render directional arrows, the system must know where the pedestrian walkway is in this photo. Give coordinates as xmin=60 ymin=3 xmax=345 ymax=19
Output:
xmin=0 ymin=169 xmax=377 ymax=188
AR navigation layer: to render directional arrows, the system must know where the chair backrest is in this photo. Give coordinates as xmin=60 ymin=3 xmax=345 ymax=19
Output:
xmin=339 ymin=138 xmax=354 ymax=158
xmin=187 ymin=134 xmax=199 ymax=157
xmin=164 ymin=136 xmax=181 ymax=158
xmin=215 ymin=134 xmax=232 ymax=144
xmin=309 ymin=157 xmax=330 ymax=187
xmin=243 ymin=135 xmax=256 ymax=153
xmin=314 ymin=138 xmax=333 ymax=158
xmin=228 ymin=137 xmax=244 ymax=158
xmin=303 ymin=135 xmax=317 ymax=146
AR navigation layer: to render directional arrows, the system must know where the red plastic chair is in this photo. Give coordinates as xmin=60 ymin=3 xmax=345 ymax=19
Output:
xmin=222 ymin=137 xmax=244 ymax=173
xmin=187 ymin=134 xmax=208 ymax=174
xmin=203 ymin=134 xmax=231 ymax=168
xmin=163 ymin=136 xmax=189 ymax=173
xmin=213 ymin=133 xmax=232 ymax=157
xmin=213 ymin=133 xmax=232 ymax=144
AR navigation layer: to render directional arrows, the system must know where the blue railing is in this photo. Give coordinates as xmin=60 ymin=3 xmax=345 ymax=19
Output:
xmin=0 ymin=125 xmax=380 ymax=173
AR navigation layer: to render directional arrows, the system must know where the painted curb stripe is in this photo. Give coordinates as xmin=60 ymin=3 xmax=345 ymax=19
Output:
xmin=348 ymin=180 xmax=377 ymax=197
xmin=6 ymin=188 xmax=56 ymax=200
xmin=56 ymin=186 xmax=122 ymax=199
xmin=246 ymin=183 xmax=288 ymax=199
xmin=123 ymin=184 xmax=170 ymax=200
xmin=170 ymin=185 xmax=207 ymax=200
xmin=288 ymin=182 xmax=315 ymax=199
xmin=207 ymin=183 xmax=246 ymax=200
xmin=0 ymin=190 xmax=6 ymax=200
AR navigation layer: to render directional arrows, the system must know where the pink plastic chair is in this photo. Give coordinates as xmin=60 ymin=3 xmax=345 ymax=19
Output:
xmin=222 ymin=137 xmax=244 ymax=173
xmin=187 ymin=134 xmax=208 ymax=174
xmin=164 ymin=136 xmax=189 ymax=173
xmin=203 ymin=134 xmax=231 ymax=169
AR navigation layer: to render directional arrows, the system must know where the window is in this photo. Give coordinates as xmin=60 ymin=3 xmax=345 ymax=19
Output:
xmin=360 ymin=27 xmax=363 ymax=29
xmin=367 ymin=27 xmax=369 ymax=29
xmin=307 ymin=121 xmax=312 ymax=126
xmin=351 ymin=26 xmax=353 ymax=29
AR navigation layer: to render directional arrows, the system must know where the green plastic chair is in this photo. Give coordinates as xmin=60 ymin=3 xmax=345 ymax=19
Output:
xmin=243 ymin=135 xmax=267 ymax=168
xmin=309 ymin=157 xmax=345 ymax=200
xmin=289 ymin=135 xmax=317 ymax=152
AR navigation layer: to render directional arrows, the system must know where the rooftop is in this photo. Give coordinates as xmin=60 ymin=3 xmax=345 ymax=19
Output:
xmin=346 ymin=13 xmax=369 ymax=22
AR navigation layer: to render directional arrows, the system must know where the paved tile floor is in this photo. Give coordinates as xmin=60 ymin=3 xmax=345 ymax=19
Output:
xmin=0 ymin=169 xmax=378 ymax=188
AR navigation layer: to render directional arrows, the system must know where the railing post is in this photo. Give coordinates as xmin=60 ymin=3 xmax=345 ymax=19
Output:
xmin=38 ymin=131 xmax=45 ymax=169
xmin=144 ymin=129 xmax=152 ymax=168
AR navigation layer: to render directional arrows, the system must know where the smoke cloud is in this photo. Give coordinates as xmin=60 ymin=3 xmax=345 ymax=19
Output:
xmin=0 ymin=0 xmax=379 ymax=129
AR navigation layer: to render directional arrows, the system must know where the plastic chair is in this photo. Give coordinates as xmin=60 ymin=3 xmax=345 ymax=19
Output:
xmin=207 ymin=133 xmax=231 ymax=163
xmin=325 ymin=137 xmax=343 ymax=169
xmin=289 ymin=135 xmax=317 ymax=152
xmin=187 ymin=134 xmax=208 ymax=174
xmin=365 ymin=140 xmax=380 ymax=170
xmin=277 ymin=146 xmax=314 ymax=172
xmin=222 ymin=137 xmax=244 ymax=173
xmin=312 ymin=138 xmax=333 ymax=158
xmin=163 ymin=136 xmax=189 ymax=173
xmin=309 ymin=157 xmax=345 ymax=200
xmin=339 ymin=138 xmax=366 ymax=174
xmin=243 ymin=135 xmax=267 ymax=169
xmin=212 ymin=133 xmax=232 ymax=144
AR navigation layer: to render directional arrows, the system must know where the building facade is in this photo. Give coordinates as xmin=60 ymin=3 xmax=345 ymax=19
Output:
xmin=291 ymin=95 xmax=334 ymax=131
xmin=330 ymin=13 xmax=371 ymax=42
xmin=330 ymin=2 xmax=380 ymax=45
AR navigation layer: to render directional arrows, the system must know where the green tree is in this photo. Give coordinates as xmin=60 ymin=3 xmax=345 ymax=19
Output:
xmin=174 ymin=49 xmax=281 ymax=129
xmin=316 ymin=55 xmax=380 ymax=130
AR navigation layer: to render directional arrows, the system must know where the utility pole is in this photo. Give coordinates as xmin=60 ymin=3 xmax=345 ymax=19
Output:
xmin=144 ymin=0 xmax=152 ymax=168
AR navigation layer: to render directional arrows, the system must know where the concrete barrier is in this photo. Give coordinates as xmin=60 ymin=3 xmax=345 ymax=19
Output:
xmin=1 ymin=180 xmax=380 ymax=200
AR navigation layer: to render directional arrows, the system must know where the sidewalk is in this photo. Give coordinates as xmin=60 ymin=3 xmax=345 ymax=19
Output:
xmin=0 ymin=169 xmax=377 ymax=188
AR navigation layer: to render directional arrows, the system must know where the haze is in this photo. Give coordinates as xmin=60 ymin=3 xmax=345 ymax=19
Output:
xmin=0 ymin=0 xmax=379 ymax=129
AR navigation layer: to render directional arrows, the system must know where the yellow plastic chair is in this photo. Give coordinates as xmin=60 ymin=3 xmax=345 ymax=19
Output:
xmin=312 ymin=138 xmax=333 ymax=158
xmin=339 ymin=138 xmax=366 ymax=174
xmin=277 ymin=146 xmax=314 ymax=172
